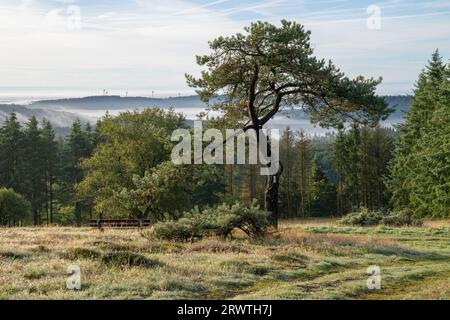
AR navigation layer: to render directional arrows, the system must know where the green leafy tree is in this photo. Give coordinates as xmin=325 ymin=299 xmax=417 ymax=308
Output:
xmin=0 ymin=188 xmax=31 ymax=226
xmin=77 ymin=109 xmax=186 ymax=217
xmin=187 ymin=20 xmax=390 ymax=226
xmin=114 ymin=161 xmax=192 ymax=220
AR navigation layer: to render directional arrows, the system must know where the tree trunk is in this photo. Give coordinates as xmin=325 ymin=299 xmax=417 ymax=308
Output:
xmin=251 ymin=125 xmax=283 ymax=228
xmin=265 ymin=173 xmax=281 ymax=228
xmin=49 ymin=174 xmax=53 ymax=224
xmin=75 ymin=202 xmax=82 ymax=227
xmin=227 ymin=165 xmax=234 ymax=196
xmin=33 ymin=208 xmax=39 ymax=226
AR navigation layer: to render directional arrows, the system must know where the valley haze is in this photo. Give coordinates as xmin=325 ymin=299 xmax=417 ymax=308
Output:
xmin=0 ymin=95 xmax=412 ymax=137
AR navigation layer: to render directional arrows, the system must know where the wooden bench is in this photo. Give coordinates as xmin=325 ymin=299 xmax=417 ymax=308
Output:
xmin=89 ymin=219 xmax=152 ymax=229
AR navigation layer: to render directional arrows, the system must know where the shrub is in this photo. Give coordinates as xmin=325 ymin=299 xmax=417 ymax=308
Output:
xmin=152 ymin=216 xmax=203 ymax=242
xmin=381 ymin=209 xmax=423 ymax=227
xmin=0 ymin=251 xmax=29 ymax=260
xmin=63 ymin=248 xmax=102 ymax=260
xmin=62 ymin=248 xmax=162 ymax=269
xmin=151 ymin=201 xmax=270 ymax=241
xmin=340 ymin=208 xmax=424 ymax=227
xmin=339 ymin=208 xmax=384 ymax=226
xmin=23 ymin=268 xmax=47 ymax=280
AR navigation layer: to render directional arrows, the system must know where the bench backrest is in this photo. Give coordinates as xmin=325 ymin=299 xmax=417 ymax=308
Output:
xmin=89 ymin=219 xmax=152 ymax=229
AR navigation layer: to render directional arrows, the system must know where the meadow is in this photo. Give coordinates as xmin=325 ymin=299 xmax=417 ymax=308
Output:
xmin=0 ymin=219 xmax=449 ymax=300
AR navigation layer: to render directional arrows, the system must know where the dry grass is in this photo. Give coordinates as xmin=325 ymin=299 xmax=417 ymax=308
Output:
xmin=0 ymin=219 xmax=449 ymax=300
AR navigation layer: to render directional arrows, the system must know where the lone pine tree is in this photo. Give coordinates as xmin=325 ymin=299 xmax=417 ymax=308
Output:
xmin=187 ymin=20 xmax=390 ymax=226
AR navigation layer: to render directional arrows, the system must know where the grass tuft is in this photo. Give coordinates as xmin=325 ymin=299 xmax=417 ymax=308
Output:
xmin=62 ymin=247 xmax=101 ymax=260
xmin=100 ymin=251 xmax=163 ymax=269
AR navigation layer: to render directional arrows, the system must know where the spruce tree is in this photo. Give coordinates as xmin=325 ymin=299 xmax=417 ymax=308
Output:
xmin=41 ymin=120 xmax=58 ymax=224
xmin=389 ymin=50 xmax=448 ymax=216
xmin=0 ymin=113 xmax=23 ymax=192
xmin=22 ymin=116 xmax=45 ymax=225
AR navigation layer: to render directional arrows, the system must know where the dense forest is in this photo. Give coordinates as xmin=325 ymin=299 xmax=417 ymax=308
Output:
xmin=0 ymin=50 xmax=448 ymax=226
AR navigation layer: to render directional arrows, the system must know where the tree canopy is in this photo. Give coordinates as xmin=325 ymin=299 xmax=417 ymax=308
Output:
xmin=187 ymin=20 xmax=391 ymax=130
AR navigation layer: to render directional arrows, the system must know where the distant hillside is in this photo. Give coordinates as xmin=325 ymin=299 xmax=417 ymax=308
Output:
xmin=0 ymin=104 xmax=90 ymax=126
xmin=1 ymin=95 xmax=412 ymax=137
xmin=29 ymin=94 xmax=412 ymax=119
xmin=0 ymin=104 xmax=90 ymax=138
xmin=29 ymin=95 xmax=210 ymax=110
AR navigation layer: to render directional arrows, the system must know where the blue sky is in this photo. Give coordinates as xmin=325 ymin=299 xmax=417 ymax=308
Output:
xmin=1 ymin=0 xmax=450 ymax=98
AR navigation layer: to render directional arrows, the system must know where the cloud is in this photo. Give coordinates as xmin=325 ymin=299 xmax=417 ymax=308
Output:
xmin=0 ymin=0 xmax=449 ymax=97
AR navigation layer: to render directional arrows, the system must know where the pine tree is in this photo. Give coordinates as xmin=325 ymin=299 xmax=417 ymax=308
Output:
xmin=371 ymin=126 xmax=394 ymax=209
xmin=294 ymin=130 xmax=313 ymax=217
xmin=309 ymin=157 xmax=337 ymax=216
xmin=345 ymin=124 xmax=361 ymax=209
xmin=334 ymin=124 xmax=393 ymax=214
xmin=0 ymin=113 xmax=23 ymax=192
xmin=66 ymin=119 xmax=95 ymax=225
xmin=279 ymin=128 xmax=295 ymax=217
xmin=409 ymin=99 xmax=450 ymax=217
xmin=334 ymin=130 xmax=347 ymax=215
xmin=22 ymin=116 xmax=45 ymax=225
xmin=41 ymin=120 xmax=58 ymax=224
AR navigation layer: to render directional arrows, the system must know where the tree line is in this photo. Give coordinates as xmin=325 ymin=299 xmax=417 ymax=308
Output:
xmin=0 ymin=115 xmax=95 ymax=225
xmin=0 ymin=50 xmax=448 ymax=226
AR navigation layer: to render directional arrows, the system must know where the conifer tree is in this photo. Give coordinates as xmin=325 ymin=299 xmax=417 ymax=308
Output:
xmin=0 ymin=113 xmax=23 ymax=192
xmin=389 ymin=50 xmax=449 ymax=216
xmin=22 ymin=116 xmax=45 ymax=225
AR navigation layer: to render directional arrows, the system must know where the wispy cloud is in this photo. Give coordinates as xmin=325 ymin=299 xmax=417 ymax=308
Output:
xmin=0 ymin=0 xmax=449 ymax=97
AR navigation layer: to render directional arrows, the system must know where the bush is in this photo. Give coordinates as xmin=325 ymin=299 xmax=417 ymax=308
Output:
xmin=340 ymin=207 xmax=423 ymax=227
xmin=54 ymin=205 xmax=76 ymax=225
xmin=381 ymin=209 xmax=423 ymax=227
xmin=340 ymin=208 xmax=384 ymax=226
xmin=151 ymin=201 xmax=270 ymax=241
xmin=151 ymin=216 xmax=203 ymax=242
xmin=63 ymin=248 xmax=102 ymax=260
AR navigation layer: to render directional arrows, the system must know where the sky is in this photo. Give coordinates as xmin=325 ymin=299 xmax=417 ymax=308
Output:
xmin=1 ymin=0 xmax=450 ymax=98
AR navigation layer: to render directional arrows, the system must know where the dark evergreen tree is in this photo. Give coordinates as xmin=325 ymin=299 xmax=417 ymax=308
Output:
xmin=22 ymin=116 xmax=45 ymax=225
xmin=41 ymin=120 xmax=58 ymax=224
xmin=389 ymin=50 xmax=449 ymax=217
xmin=309 ymin=157 xmax=337 ymax=216
xmin=0 ymin=113 xmax=23 ymax=192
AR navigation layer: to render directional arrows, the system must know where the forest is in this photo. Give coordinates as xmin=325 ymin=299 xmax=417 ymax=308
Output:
xmin=0 ymin=48 xmax=448 ymax=227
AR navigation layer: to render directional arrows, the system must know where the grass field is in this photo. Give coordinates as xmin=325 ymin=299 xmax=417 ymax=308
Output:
xmin=0 ymin=219 xmax=449 ymax=300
